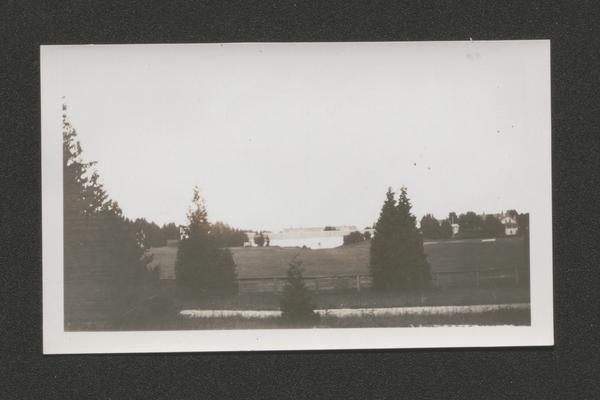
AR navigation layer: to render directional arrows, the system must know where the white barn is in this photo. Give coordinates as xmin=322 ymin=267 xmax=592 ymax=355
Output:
xmin=250 ymin=226 xmax=368 ymax=249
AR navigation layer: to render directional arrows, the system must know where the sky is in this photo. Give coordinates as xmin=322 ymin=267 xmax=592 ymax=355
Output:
xmin=41 ymin=41 xmax=551 ymax=232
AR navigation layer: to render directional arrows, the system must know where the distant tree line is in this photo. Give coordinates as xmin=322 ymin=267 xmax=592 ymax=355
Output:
xmin=419 ymin=214 xmax=453 ymax=240
xmin=419 ymin=210 xmax=529 ymax=240
xmin=123 ymin=219 xmax=249 ymax=250
xmin=123 ymin=219 xmax=179 ymax=249
xmin=211 ymin=221 xmax=249 ymax=247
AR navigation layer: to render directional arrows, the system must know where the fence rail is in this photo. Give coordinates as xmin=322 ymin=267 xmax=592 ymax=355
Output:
xmin=237 ymin=268 xmax=529 ymax=294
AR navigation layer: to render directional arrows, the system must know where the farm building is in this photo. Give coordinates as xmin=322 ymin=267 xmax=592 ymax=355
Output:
xmin=451 ymin=223 xmax=460 ymax=236
xmin=246 ymin=226 xmax=373 ymax=249
xmin=479 ymin=211 xmax=520 ymax=236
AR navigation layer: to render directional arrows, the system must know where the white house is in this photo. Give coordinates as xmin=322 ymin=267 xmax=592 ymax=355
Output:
xmin=451 ymin=223 xmax=460 ymax=236
xmin=500 ymin=215 xmax=518 ymax=236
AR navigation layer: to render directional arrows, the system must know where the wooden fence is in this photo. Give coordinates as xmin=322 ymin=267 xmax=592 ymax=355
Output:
xmin=237 ymin=267 xmax=529 ymax=294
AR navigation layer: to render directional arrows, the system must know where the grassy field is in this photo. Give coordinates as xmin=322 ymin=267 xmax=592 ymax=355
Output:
xmin=149 ymin=236 xmax=528 ymax=281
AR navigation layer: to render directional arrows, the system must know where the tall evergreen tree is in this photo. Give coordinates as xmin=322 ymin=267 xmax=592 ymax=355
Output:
xmin=175 ymin=187 xmax=238 ymax=295
xmin=63 ymin=104 xmax=152 ymax=329
xmin=370 ymin=187 xmax=430 ymax=291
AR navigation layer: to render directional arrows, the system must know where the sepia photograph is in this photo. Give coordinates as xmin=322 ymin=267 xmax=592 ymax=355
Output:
xmin=41 ymin=41 xmax=553 ymax=353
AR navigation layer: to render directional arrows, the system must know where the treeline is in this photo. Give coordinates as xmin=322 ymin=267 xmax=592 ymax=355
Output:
xmin=123 ymin=219 xmax=249 ymax=249
xmin=420 ymin=210 xmax=529 ymax=240
xmin=212 ymin=222 xmax=249 ymax=247
xmin=419 ymin=214 xmax=454 ymax=239
xmin=124 ymin=219 xmax=179 ymax=248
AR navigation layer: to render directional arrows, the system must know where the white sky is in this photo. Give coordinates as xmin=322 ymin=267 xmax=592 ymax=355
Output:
xmin=41 ymin=41 xmax=550 ymax=232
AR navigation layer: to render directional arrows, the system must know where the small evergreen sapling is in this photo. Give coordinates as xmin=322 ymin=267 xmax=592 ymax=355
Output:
xmin=279 ymin=256 xmax=318 ymax=323
xmin=343 ymin=230 xmax=366 ymax=245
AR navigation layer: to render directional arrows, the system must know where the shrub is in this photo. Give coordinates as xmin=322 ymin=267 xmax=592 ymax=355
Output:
xmin=343 ymin=231 xmax=365 ymax=245
xmin=254 ymin=231 xmax=266 ymax=247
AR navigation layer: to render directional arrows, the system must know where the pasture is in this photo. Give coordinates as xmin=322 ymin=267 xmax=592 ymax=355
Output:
xmin=143 ymin=236 xmax=530 ymax=313
xmin=148 ymin=236 xmax=529 ymax=285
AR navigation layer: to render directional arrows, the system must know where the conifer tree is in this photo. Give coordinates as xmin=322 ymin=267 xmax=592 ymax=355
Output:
xmin=370 ymin=187 xmax=431 ymax=291
xmin=279 ymin=255 xmax=317 ymax=323
xmin=175 ymin=187 xmax=238 ymax=295
xmin=62 ymin=104 xmax=152 ymax=328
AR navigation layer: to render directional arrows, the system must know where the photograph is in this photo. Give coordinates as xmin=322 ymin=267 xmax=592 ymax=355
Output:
xmin=41 ymin=41 xmax=553 ymax=353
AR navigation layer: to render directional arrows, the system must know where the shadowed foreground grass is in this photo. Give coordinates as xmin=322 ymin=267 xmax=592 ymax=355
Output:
xmin=67 ymin=286 xmax=531 ymax=331
xmin=106 ymin=308 xmax=530 ymax=331
xmin=172 ymin=286 xmax=530 ymax=311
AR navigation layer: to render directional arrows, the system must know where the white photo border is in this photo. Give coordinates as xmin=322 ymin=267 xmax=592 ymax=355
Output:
xmin=42 ymin=41 xmax=553 ymax=354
